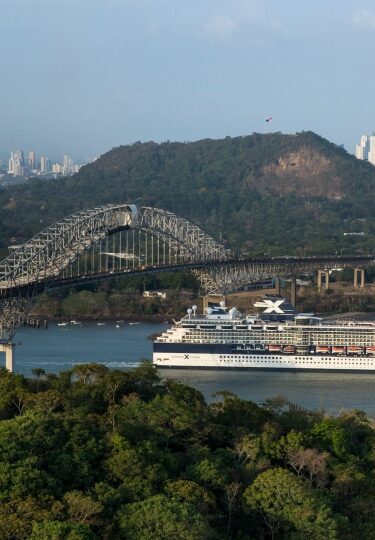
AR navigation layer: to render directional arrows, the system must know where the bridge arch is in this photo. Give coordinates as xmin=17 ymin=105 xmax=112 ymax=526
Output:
xmin=0 ymin=204 xmax=227 ymax=296
xmin=0 ymin=204 xmax=228 ymax=341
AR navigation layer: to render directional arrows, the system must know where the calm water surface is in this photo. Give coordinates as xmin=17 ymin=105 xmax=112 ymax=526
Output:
xmin=12 ymin=322 xmax=375 ymax=415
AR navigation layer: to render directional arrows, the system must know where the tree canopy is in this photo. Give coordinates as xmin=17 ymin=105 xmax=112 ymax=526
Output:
xmin=0 ymin=362 xmax=373 ymax=538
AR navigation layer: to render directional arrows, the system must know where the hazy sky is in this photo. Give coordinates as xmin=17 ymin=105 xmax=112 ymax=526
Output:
xmin=1 ymin=0 xmax=375 ymax=160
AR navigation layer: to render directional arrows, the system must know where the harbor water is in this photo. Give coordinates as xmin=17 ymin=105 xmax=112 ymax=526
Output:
xmin=11 ymin=321 xmax=375 ymax=416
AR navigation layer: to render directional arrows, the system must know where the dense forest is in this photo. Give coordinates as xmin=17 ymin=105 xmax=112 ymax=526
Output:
xmin=0 ymin=362 xmax=374 ymax=539
xmin=1 ymin=131 xmax=375 ymax=256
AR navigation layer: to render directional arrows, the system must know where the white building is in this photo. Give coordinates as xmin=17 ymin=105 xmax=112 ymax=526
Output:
xmin=52 ymin=163 xmax=62 ymax=173
xmin=368 ymin=136 xmax=375 ymax=166
xmin=8 ymin=150 xmax=25 ymax=176
xmin=40 ymin=155 xmax=51 ymax=173
xmin=355 ymin=135 xmax=370 ymax=160
xmin=28 ymin=150 xmax=35 ymax=170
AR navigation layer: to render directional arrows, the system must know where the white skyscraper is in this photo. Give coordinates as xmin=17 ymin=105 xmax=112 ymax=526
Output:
xmin=8 ymin=150 xmax=25 ymax=176
xmin=28 ymin=150 xmax=36 ymax=170
xmin=40 ymin=155 xmax=51 ymax=173
xmin=368 ymin=136 xmax=375 ymax=166
xmin=355 ymin=135 xmax=370 ymax=160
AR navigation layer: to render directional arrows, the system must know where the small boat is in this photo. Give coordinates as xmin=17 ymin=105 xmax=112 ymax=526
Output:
xmin=57 ymin=322 xmax=68 ymax=327
xmin=116 ymin=320 xmax=124 ymax=323
xmin=70 ymin=320 xmax=82 ymax=325
xmin=366 ymin=346 xmax=375 ymax=355
xmin=97 ymin=322 xmax=106 ymax=326
xmin=116 ymin=324 xmax=120 ymax=328
xmin=129 ymin=322 xmax=140 ymax=325
xmin=283 ymin=345 xmax=296 ymax=354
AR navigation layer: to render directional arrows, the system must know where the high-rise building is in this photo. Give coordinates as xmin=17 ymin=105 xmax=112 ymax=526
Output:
xmin=28 ymin=150 xmax=36 ymax=170
xmin=8 ymin=150 xmax=25 ymax=176
xmin=40 ymin=155 xmax=51 ymax=173
xmin=52 ymin=163 xmax=62 ymax=173
xmin=62 ymin=154 xmax=75 ymax=174
xmin=355 ymin=135 xmax=370 ymax=161
xmin=368 ymin=136 xmax=375 ymax=166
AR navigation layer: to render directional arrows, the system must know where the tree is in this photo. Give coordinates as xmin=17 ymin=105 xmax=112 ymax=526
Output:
xmin=72 ymin=363 xmax=109 ymax=386
xmin=64 ymin=491 xmax=103 ymax=525
xmin=29 ymin=520 xmax=94 ymax=539
xmin=243 ymin=468 xmax=338 ymax=539
xmin=287 ymin=447 xmax=328 ymax=487
xmin=31 ymin=368 xmax=46 ymax=392
xmin=118 ymin=494 xmax=216 ymax=540
xmin=225 ymin=482 xmax=240 ymax=537
xmin=165 ymin=479 xmax=216 ymax=515
xmin=233 ymin=434 xmax=260 ymax=467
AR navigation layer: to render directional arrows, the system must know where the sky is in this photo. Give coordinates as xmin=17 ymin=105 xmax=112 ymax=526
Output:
xmin=1 ymin=0 xmax=375 ymax=160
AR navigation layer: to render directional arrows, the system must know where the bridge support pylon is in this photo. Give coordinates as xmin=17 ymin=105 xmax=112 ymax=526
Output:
xmin=202 ymin=294 xmax=226 ymax=313
xmin=0 ymin=342 xmax=15 ymax=372
xmin=317 ymin=270 xmax=329 ymax=290
xmin=354 ymin=268 xmax=365 ymax=288
xmin=290 ymin=277 xmax=297 ymax=308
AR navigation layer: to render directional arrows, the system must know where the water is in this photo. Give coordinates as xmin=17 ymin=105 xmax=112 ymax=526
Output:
xmin=11 ymin=322 xmax=375 ymax=415
xmin=15 ymin=321 xmax=167 ymax=374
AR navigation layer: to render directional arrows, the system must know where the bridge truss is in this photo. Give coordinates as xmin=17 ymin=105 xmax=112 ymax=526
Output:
xmin=193 ymin=256 xmax=375 ymax=295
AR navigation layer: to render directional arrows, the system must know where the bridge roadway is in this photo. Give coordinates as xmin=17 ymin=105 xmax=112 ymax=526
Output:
xmin=0 ymin=254 xmax=374 ymax=299
xmin=25 ymin=254 xmax=375 ymax=296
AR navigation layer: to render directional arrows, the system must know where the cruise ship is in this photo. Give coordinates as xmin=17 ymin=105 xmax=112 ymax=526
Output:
xmin=153 ymin=297 xmax=375 ymax=371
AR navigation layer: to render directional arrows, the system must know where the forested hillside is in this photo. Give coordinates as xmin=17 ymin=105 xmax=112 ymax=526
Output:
xmin=1 ymin=131 xmax=375 ymax=255
xmin=0 ymin=362 xmax=375 ymax=539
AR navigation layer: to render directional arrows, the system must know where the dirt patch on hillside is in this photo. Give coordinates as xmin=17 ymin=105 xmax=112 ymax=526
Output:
xmin=257 ymin=146 xmax=342 ymax=199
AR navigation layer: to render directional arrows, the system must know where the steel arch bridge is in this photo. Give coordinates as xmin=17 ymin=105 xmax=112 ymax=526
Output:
xmin=0 ymin=204 xmax=229 ymax=341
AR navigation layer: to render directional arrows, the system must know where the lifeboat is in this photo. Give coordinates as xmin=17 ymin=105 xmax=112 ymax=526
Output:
xmin=316 ymin=345 xmax=331 ymax=354
xmin=347 ymin=346 xmax=363 ymax=354
xmin=366 ymin=346 xmax=375 ymax=355
xmin=268 ymin=344 xmax=282 ymax=352
xmin=283 ymin=345 xmax=296 ymax=354
xmin=332 ymin=346 xmax=346 ymax=354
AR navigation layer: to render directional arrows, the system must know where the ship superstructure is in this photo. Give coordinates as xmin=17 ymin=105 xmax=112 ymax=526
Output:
xmin=153 ymin=297 xmax=375 ymax=371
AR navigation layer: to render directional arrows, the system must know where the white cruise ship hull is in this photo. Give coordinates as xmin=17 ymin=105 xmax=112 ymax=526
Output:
xmin=153 ymin=297 xmax=375 ymax=373
xmin=153 ymin=352 xmax=375 ymax=372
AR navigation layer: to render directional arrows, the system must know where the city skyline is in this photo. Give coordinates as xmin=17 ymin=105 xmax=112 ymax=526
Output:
xmin=6 ymin=149 xmax=82 ymax=177
xmin=1 ymin=1 xmax=375 ymax=157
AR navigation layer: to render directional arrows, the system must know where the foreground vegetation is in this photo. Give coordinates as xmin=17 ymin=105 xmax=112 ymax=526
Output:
xmin=0 ymin=362 xmax=375 ymax=539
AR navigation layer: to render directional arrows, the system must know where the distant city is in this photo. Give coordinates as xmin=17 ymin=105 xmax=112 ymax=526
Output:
xmin=2 ymin=149 xmax=86 ymax=179
xmin=355 ymin=135 xmax=375 ymax=166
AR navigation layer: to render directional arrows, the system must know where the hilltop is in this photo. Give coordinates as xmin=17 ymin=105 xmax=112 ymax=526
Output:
xmin=1 ymin=131 xmax=375 ymax=255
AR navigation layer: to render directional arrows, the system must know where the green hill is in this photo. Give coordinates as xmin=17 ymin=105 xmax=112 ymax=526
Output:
xmin=1 ymin=131 xmax=375 ymax=255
